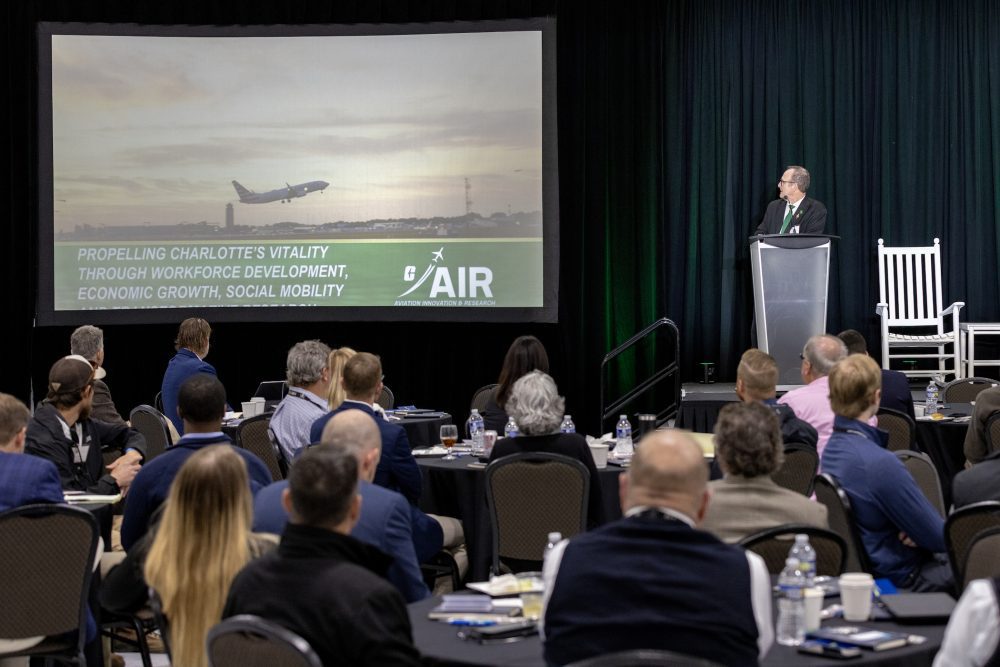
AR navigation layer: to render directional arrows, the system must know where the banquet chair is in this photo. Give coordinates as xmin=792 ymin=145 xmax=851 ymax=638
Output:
xmin=894 ymin=450 xmax=946 ymax=518
xmin=813 ymin=474 xmax=872 ymax=573
xmin=377 ymin=384 xmax=395 ymax=410
xmin=945 ymin=501 xmax=1000 ymax=590
xmin=876 ymin=238 xmax=964 ymax=380
xmin=130 ymin=404 xmax=173 ymax=461
xmin=566 ymin=648 xmax=723 ymax=667
xmin=771 ymin=443 xmax=818 ymax=496
xmin=470 ymin=383 xmax=499 ymax=413
xmin=235 ymin=414 xmax=284 ymax=481
xmin=738 ymin=524 xmax=846 ymax=576
xmin=149 ymin=588 xmax=173 ymax=660
xmin=876 ymin=407 xmax=916 ymax=452
xmin=0 ymin=504 xmax=99 ymax=666
xmin=941 ymin=377 xmax=997 ymax=403
xmin=987 ymin=412 xmax=1000 ymax=452
xmin=485 ymin=452 xmax=589 ymax=575
xmin=206 ymin=615 xmax=320 ymax=667
xmin=961 ymin=526 xmax=1000 ymax=592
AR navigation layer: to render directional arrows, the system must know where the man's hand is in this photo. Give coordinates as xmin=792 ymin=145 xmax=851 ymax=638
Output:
xmin=898 ymin=531 xmax=917 ymax=548
xmin=108 ymin=454 xmax=141 ymax=489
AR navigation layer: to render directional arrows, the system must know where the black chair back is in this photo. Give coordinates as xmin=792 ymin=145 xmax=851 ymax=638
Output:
xmin=566 ymin=648 xmax=723 ymax=666
xmin=470 ymin=384 xmax=499 ymax=413
xmin=945 ymin=500 xmax=1000 ymax=591
xmin=0 ymin=504 xmax=98 ymax=665
xmin=961 ymin=526 xmax=1000 ymax=591
xmin=813 ymin=473 xmax=872 ymax=573
xmin=235 ymin=414 xmax=283 ymax=481
xmin=485 ymin=452 xmax=589 ymax=575
xmin=738 ymin=523 xmax=847 ymax=576
xmin=987 ymin=412 xmax=1000 ymax=454
xmin=771 ymin=443 xmax=818 ymax=496
xmin=377 ymin=385 xmax=395 ymax=410
xmin=130 ymin=404 xmax=173 ymax=461
xmin=876 ymin=407 xmax=916 ymax=452
xmin=894 ymin=450 xmax=946 ymax=517
xmin=207 ymin=615 xmax=321 ymax=667
xmin=941 ymin=377 xmax=998 ymax=403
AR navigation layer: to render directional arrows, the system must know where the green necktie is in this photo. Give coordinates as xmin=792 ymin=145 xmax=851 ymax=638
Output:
xmin=780 ymin=204 xmax=796 ymax=233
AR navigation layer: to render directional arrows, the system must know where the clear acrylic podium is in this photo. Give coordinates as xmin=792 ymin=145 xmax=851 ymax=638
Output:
xmin=750 ymin=235 xmax=837 ymax=386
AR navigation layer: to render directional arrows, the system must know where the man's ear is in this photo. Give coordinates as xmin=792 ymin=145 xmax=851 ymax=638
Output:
xmin=281 ymin=487 xmax=293 ymax=514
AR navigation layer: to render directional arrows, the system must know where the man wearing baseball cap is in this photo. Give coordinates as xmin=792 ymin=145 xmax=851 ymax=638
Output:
xmin=25 ymin=355 xmax=145 ymax=497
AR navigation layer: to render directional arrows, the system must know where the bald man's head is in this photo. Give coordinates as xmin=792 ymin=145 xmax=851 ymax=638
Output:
xmin=621 ymin=430 xmax=710 ymax=523
xmin=319 ymin=409 xmax=382 ymax=481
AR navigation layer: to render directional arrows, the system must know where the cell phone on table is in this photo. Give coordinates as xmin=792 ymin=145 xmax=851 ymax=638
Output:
xmin=798 ymin=640 xmax=862 ymax=659
xmin=458 ymin=620 xmax=538 ymax=643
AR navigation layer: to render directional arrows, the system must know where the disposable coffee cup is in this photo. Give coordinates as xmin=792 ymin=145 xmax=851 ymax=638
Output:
xmin=839 ymin=573 xmax=874 ymax=621
xmin=251 ymin=397 xmax=266 ymax=416
xmin=914 ymin=404 xmax=926 ymax=418
xmin=482 ymin=430 xmax=497 ymax=457
xmin=803 ymin=587 xmax=824 ymax=631
xmin=589 ymin=442 xmax=609 ymax=469
xmin=240 ymin=401 xmax=254 ymax=417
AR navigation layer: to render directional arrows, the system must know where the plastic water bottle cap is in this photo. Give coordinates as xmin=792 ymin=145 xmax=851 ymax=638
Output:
xmin=548 ymin=532 xmax=562 ymax=543
xmin=795 ymin=534 xmax=808 ymax=543
xmin=619 ymin=414 xmax=627 ymax=420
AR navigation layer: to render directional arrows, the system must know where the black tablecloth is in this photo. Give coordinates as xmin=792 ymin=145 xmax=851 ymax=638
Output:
xmin=391 ymin=412 xmax=454 ymax=449
xmin=675 ymin=395 xmax=739 ymax=433
xmin=417 ymin=457 xmax=624 ymax=581
xmin=408 ymin=595 xmax=946 ymax=667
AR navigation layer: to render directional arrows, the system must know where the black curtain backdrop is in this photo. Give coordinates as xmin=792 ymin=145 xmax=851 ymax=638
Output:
xmin=5 ymin=0 xmax=1000 ymax=437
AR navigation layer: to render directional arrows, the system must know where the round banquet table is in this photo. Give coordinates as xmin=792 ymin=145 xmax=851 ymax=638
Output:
xmin=386 ymin=411 xmax=454 ymax=449
xmin=408 ymin=594 xmax=946 ymax=667
xmin=914 ymin=404 xmax=972 ymax=507
xmin=416 ymin=456 xmax=625 ymax=582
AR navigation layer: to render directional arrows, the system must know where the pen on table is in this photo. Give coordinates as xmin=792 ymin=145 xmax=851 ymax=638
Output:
xmin=446 ymin=619 xmax=498 ymax=626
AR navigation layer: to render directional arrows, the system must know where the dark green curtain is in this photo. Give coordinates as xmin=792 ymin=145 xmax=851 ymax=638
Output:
xmin=562 ymin=0 xmax=1000 ymax=414
xmin=6 ymin=0 xmax=1000 ymax=435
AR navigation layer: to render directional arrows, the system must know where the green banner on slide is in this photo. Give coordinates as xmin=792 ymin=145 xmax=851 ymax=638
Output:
xmin=55 ymin=239 xmax=543 ymax=310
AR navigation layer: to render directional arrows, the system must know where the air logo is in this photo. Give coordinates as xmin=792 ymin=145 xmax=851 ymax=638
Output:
xmin=398 ymin=247 xmax=493 ymax=298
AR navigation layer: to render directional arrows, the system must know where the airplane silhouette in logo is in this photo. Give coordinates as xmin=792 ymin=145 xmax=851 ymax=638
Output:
xmin=231 ymin=179 xmax=329 ymax=204
xmin=432 ymin=248 xmax=444 ymax=262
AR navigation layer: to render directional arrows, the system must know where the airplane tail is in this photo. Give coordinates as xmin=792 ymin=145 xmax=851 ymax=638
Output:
xmin=231 ymin=180 xmax=252 ymax=199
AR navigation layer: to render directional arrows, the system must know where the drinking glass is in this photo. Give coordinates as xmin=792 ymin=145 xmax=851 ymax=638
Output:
xmin=440 ymin=424 xmax=459 ymax=460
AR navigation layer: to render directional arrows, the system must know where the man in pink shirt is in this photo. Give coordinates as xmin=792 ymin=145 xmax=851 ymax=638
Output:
xmin=778 ymin=334 xmax=848 ymax=456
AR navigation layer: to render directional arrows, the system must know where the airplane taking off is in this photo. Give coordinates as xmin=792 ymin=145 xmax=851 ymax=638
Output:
xmin=232 ymin=179 xmax=329 ymax=204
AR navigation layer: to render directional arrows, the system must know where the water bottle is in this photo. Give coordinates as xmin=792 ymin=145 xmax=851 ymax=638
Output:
xmin=467 ymin=409 xmax=485 ymax=454
xmin=776 ymin=557 xmax=806 ymax=646
xmin=504 ymin=416 xmax=519 ymax=439
xmin=789 ymin=534 xmax=816 ymax=587
xmin=544 ymin=532 xmax=562 ymax=566
xmin=924 ymin=379 xmax=940 ymax=414
xmin=560 ymin=415 xmax=576 ymax=434
xmin=613 ymin=414 xmax=633 ymax=458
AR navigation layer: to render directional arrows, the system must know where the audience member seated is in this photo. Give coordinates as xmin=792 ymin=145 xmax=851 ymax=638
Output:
xmin=778 ymin=334 xmax=850 ymax=455
xmin=838 ymin=328 xmax=915 ymax=420
xmin=143 ymin=446 xmax=275 ymax=667
xmin=701 ymin=401 xmax=827 ymax=543
xmin=821 ymin=354 xmax=952 ymax=591
xmin=70 ymin=324 xmax=125 ymax=426
xmin=310 ymin=352 xmax=421 ymax=504
xmin=269 ymin=340 xmax=332 ymax=463
xmin=482 ymin=335 xmax=550 ymax=433
xmin=224 ymin=446 xmax=424 ymax=666
xmin=488 ymin=370 xmax=604 ymax=527
xmin=26 ymin=355 xmax=144 ymax=497
xmin=121 ymin=374 xmax=271 ymax=551
xmin=541 ymin=430 xmax=772 ymax=666
xmin=933 ymin=578 xmax=1000 ymax=667
xmin=0 ymin=392 xmax=64 ymax=511
xmin=161 ymin=317 xmax=224 ymax=434
xmin=310 ymin=352 xmax=462 ymax=562
xmin=253 ymin=410 xmax=431 ymax=602
xmin=965 ymin=386 xmax=1000 ymax=465
xmin=325 ymin=346 xmax=356 ymax=410
xmin=736 ymin=348 xmax=818 ymax=447
xmin=952 ymin=450 xmax=1000 ymax=507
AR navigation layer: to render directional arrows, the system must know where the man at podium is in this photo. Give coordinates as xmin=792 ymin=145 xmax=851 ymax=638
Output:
xmin=756 ymin=165 xmax=827 ymax=235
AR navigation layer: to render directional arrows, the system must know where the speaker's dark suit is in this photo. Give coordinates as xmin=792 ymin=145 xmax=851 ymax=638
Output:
xmin=755 ymin=196 xmax=827 ymax=235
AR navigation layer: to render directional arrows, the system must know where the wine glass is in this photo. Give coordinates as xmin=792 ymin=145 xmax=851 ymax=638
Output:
xmin=440 ymin=424 xmax=459 ymax=460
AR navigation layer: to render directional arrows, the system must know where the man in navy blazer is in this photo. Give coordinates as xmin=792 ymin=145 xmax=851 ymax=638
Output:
xmin=310 ymin=352 xmax=422 ymax=505
xmin=755 ymin=165 xmax=827 ymax=235
xmin=161 ymin=317 xmax=225 ymax=434
xmin=256 ymin=410 xmax=430 ymax=602
xmin=122 ymin=374 xmax=270 ymax=551
xmin=838 ymin=329 xmax=915 ymax=420
xmin=0 ymin=392 xmax=64 ymax=512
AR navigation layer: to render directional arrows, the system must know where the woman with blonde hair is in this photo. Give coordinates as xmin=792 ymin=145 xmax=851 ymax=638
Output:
xmin=143 ymin=445 xmax=273 ymax=667
xmin=326 ymin=346 xmax=357 ymax=409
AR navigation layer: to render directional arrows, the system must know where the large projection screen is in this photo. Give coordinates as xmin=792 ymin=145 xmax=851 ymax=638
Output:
xmin=36 ymin=20 xmax=558 ymax=325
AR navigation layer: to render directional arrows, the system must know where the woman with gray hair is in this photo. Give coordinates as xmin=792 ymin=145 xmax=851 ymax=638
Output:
xmin=488 ymin=371 xmax=604 ymax=527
